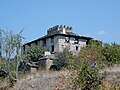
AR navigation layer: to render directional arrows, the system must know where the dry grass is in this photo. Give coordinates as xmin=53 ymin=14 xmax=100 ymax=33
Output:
xmin=52 ymin=72 xmax=120 ymax=90
xmin=10 ymin=69 xmax=69 ymax=90
xmin=0 ymin=77 xmax=9 ymax=90
xmin=1 ymin=65 xmax=120 ymax=90
xmin=100 ymin=80 xmax=120 ymax=90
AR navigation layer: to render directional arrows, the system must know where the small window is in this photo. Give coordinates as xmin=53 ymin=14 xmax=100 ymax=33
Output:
xmin=43 ymin=39 xmax=46 ymax=46
xmin=28 ymin=44 xmax=31 ymax=47
xmin=74 ymin=38 xmax=79 ymax=44
xmin=43 ymin=39 xmax=46 ymax=44
xmin=65 ymin=37 xmax=70 ymax=43
xmin=76 ymin=46 xmax=79 ymax=51
xmin=51 ymin=36 xmax=54 ymax=43
xmin=51 ymin=45 xmax=54 ymax=52
xmin=35 ymin=41 xmax=38 ymax=45
xmin=22 ymin=46 xmax=25 ymax=54
xmin=23 ymin=46 xmax=25 ymax=51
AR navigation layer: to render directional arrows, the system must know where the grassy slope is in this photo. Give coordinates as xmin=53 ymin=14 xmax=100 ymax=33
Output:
xmin=11 ymin=70 xmax=69 ymax=90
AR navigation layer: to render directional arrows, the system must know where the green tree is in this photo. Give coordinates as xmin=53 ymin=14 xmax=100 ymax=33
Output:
xmin=88 ymin=39 xmax=102 ymax=47
xmin=54 ymin=49 xmax=73 ymax=70
xmin=76 ymin=44 xmax=105 ymax=69
xmin=71 ymin=58 xmax=103 ymax=90
xmin=102 ymin=43 xmax=120 ymax=66
xmin=26 ymin=46 xmax=46 ymax=62
xmin=65 ymin=45 xmax=105 ymax=90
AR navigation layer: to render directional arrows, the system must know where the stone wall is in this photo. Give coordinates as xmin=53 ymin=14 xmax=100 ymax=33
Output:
xmin=57 ymin=36 xmax=87 ymax=54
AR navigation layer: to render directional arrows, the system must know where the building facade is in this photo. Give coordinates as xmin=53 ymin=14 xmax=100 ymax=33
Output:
xmin=23 ymin=25 xmax=92 ymax=54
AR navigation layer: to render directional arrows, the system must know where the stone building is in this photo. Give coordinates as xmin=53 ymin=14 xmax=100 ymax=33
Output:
xmin=22 ymin=25 xmax=93 ymax=70
xmin=23 ymin=25 xmax=92 ymax=54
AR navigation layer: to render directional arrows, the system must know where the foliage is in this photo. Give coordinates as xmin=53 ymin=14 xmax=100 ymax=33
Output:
xmin=73 ymin=59 xmax=103 ymax=90
xmin=82 ymin=41 xmax=120 ymax=67
xmin=61 ymin=42 xmax=120 ymax=90
xmin=26 ymin=46 xmax=46 ymax=62
xmin=14 ymin=30 xmax=24 ymax=80
xmin=53 ymin=42 xmax=120 ymax=90
xmin=0 ymin=57 xmax=4 ymax=69
xmin=88 ymin=39 xmax=102 ymax=47
xmin=0 ymin=29 xmax=24 ymax=83
xmin=54 ymin=49 xmax=73 ymax=70
xmin=76 ymin=45 xmax=105 ymax=69
xmin=68 ymin=45 xmax=105 ymax=90
xmin=102 ymin=43 xmax=120 ymax=66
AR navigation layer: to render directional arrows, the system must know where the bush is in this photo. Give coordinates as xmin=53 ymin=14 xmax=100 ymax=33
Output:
xmin=63 ymin=45 xmax=105 ymax=90
xmin=54 ymin=49 xmax=73 ymax=70
xmin=75 ymin=45 xmax=105 ymax=69
xmin=102 ymin=43 xmax=120 ymax=66
xmin=26 ymin=46 xmax=46 ymax=62
xmin=71 ymin=59 xmax=103 ymax=90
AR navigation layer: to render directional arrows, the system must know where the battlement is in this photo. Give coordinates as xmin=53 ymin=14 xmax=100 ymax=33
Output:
xmin=47 ymin=25 xmax=73 ymax=35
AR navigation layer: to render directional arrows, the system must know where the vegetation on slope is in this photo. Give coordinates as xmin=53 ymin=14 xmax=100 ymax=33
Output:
xmin=0 ymin=29 xmax=120 ymax=90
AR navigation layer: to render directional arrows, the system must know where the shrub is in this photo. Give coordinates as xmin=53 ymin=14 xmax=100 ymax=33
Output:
xmin=63 ymin=45 xmax=105 ymax=90
xmin=71 ymin=59 xmax=103 ymax=90
xmin=54 ymin=49 xmax=73 ymax=70
xmin=102 ymin=43 xmax=120 ymax=66
xmin=26 ymin=46 xmax=46 ymax=62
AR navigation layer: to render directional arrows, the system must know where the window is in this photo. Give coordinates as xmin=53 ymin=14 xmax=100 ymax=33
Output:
xmin=76 ymin=46 xmax=79 ymax=51
xmin=22 ymin=46 xmax=25 ymax=54
xmin=74 ymin=38 xmax=79 ymax=44
xmin=51 ymin=36 xmax=54 ymax=43
xmin=65 ymin=37 xmax=70 ymax=43
xmin=43 ymin=39 xmax=46 ymax=44
xmin=23 ymin=46 xmax=25 ymax=51
xmin=35 ymin=41 xmax=38 ymax=45
xmin=51 ymin=45 xmax=54 ymax=52
xmin=43 ymin=39 xmax=46 ymax=46
xmin=28 ymin=44 xmax=31 ymax=47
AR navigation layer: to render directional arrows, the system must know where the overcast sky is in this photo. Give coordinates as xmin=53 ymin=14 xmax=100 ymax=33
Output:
xmin=0 ymin=0 xmax=120 ymax=44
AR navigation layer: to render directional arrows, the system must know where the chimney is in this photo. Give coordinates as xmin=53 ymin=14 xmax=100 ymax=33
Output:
xmin=62 ymin=28 xmax=66 ymax=34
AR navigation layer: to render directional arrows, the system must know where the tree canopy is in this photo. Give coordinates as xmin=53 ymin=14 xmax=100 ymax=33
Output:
xmin=26 ymin=46 xmax=46 ymax=62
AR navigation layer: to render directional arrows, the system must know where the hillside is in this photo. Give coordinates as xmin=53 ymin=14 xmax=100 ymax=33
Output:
xmin=11 ymin=70 xmax=69 ymax=90
xmin=11 ymin=66 xmax=120 ymax=90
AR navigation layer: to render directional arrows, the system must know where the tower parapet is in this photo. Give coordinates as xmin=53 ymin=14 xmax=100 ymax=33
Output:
xmin=47 ymin=25 xmax=73 ymax=35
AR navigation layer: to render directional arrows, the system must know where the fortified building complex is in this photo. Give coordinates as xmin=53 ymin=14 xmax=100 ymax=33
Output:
xmin=23 ymin=25 xmax=92 ymax=54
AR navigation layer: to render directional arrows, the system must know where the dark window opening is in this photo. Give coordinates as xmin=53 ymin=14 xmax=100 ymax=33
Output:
xmin=76 ymin=46 xmax=79 ymax=51
xmin=23 ymin=46 xmax=25 ymax=51
xmin=43 ymin=39 xmax=46 ymax=44
xmin=51 ymin=45 xmax=54 ymax=52
xmin=74 ymin=38 xmax=79 ymax=44
xmin=28 ymin=44 xmax=31 ymax=47
xmin=43 ymin=39 xmax=46 ymax=46
xmin=22 ymin=46 xmax=25 ymax=54
xmin=35 ymin=41 xmax=38 ymax=45
xmin=86 ymin=40 xmax=89 ymax=45
xmin=49 ymin=65 xmax=57 ymax=71
xmin=51 ymin=36 xmax=54 ymax=43
xmin=65 ymin=37 xmax=70 ymax=43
